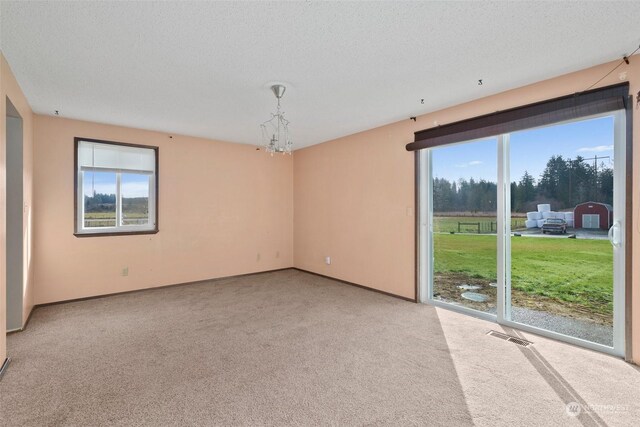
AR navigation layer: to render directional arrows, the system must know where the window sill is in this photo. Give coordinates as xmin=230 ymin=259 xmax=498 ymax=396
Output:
xmin=74 ymin=228 xmax=159 ymax=238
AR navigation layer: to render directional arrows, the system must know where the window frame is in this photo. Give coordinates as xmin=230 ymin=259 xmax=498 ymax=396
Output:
xmin=74 ymin=137 xmax=159 ymax=237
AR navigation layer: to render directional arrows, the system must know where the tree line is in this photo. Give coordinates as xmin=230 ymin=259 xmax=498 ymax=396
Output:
xmin=84 ymin=193 xmax=149 ymax=214
xmin=434 ymin=155 xmax=613 ymax=213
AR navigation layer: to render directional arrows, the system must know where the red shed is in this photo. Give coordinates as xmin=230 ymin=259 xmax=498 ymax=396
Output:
xmin=573 ymin=202 xmax=612 ymax=230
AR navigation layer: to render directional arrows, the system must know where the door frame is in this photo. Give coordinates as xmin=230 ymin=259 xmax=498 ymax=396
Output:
xmin=5 ymin=98 xmax=24 ymax=332
xmin=416 ymin=110 xmax=629 ymax=358
xmin=416 ymin=137 xmax=499 ymax=323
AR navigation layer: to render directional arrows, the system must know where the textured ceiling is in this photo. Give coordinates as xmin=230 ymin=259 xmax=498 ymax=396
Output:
xmin=1 ymin=1 xmax=639 ymax=149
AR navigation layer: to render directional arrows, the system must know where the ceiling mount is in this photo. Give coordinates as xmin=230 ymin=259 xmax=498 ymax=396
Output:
xmin=271 ymin=84 xmax=286 ymax=99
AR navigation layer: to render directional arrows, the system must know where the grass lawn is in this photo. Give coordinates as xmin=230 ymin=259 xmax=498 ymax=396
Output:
xmin=434 ymin=233 xmax=613 ymax=316
xmin=84 ymin=212 xmax=149 ymax=227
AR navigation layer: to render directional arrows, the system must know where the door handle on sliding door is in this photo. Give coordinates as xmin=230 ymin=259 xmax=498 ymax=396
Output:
xmin=608 ymin=221 xmax=621 ymax=248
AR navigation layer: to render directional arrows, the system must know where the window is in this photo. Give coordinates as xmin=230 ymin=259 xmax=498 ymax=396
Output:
xmin=75 ymin=138 xmax=158 ymax=236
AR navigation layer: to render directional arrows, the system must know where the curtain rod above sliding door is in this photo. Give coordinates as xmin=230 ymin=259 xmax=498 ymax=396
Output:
xmin=406 ymin=82 xmax=629 ymax=152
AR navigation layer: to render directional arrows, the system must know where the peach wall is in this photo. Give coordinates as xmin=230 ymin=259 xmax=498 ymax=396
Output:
xmin=1 ymin=52 xmax=35 ymax=360
xmin=293 ymin=58 xmax=640 ymax=361
xmin=293 ymin=122 xmax=416 ymax=299
xmin=33 ymin=116 xmax=293 ymax=304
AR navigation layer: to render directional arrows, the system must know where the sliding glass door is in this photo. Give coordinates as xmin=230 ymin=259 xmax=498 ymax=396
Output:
xmin=418 ymin=111 xmax=626 ymax=356
xmin=428 ymin=138 xmax=498 ymax=317
xmin=505 ymin=113 xmax=626 ymax=353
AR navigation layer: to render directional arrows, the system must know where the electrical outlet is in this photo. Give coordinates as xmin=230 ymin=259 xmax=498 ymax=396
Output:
xmin=122 ymin=267 xmax=128 ymax=277
xmin=257 ymin=253 xmax=261 ymax=262
xmin=325 ymin=256 xmax=331 ymax=265
xmin=276 ymin=251 xmax=280 ymax=259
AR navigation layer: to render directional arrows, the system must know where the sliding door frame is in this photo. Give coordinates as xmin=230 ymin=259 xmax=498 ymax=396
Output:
xmin=416 ymin=110 xmax=628 ymax=358
xmin=417 ymin=139 xmax=498 ymax=323
xmin=497 ymin=134 xmax=509 ymax=324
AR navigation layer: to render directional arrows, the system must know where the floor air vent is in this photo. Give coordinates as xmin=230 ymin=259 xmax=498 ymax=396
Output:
xmin=487 ymin=330 xmax=533 ymax=347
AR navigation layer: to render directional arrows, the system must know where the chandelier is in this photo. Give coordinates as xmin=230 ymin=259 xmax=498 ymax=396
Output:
xmin=261 ymin=84 xmax=292 ymax=155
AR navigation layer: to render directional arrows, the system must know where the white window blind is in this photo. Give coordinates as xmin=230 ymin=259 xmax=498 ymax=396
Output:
xmin=78 ymin=140 xmax=155 ymax=173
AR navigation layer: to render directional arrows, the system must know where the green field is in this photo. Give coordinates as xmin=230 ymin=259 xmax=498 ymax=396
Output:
xmin=84 ymin=212 xmax=148 ymax=227
xmin=434 ymin=233 xmax=613 ymax=316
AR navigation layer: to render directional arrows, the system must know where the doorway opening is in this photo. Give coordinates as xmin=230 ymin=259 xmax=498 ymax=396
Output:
xmin=6 ymin=98 xmax=24 ymax=332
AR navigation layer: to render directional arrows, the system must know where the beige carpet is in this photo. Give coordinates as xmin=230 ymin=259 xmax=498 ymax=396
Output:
xmin=1 ymin=269 xmax=639 ymax=426
xmin=1 ymin=270 xmax=472 ymax=426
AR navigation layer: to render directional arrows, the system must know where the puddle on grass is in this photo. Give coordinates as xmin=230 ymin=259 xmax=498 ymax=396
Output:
xmin=461 ymin=292 xmax=489 ymax=303
xmin=434 ymin=272 xmax=497 ymax=313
